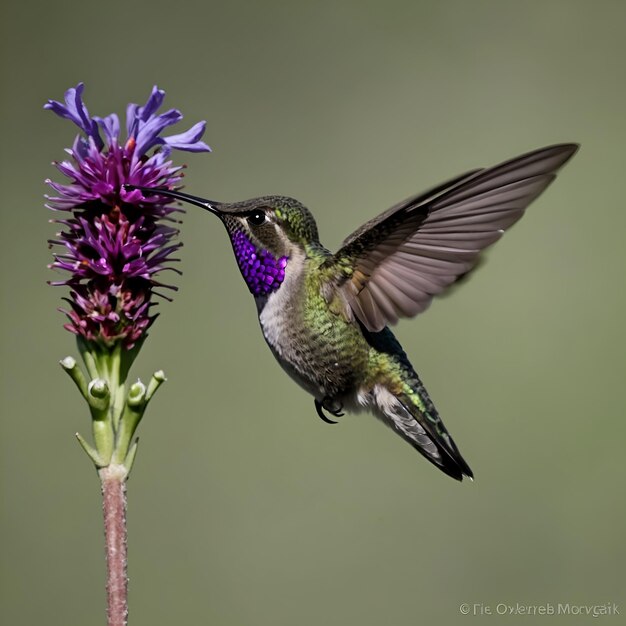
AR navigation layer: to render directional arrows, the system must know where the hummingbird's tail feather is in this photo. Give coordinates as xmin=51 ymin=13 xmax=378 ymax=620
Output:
xmin=365 ymin=384 xmax=473 ymax=481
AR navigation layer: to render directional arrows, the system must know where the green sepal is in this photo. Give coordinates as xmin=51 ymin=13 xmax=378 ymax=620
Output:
xmin=65 ymin=338 xmax=166 ymax=476
xmin=75 ymin=432 xmax=105 ymax=467
xmin=60 ymin=356 xmax=88 ymax=400
xmin=123 ymin=438 xmax=139 ymax=475
xmin=111 ymin=381 xmax=146 ymax=465
xmin=118 ymin=337 xmax=145 ymax=385
xmin=145 ymin=370 xmax=166 ymax=402
xmin=87 ymin=378 xmax=110 ymax=412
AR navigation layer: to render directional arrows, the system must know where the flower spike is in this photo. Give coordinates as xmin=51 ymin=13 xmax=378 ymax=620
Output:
xmin=46 ymin=83 xmax=211 ymax=349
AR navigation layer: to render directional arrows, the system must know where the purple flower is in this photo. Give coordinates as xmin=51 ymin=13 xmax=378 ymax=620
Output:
xmin=46 ymin=83 xmax=210 ymax=349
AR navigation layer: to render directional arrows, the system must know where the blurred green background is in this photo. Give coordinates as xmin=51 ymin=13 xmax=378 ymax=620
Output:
xmin=1 ymin=1 xmax=625 ymax=625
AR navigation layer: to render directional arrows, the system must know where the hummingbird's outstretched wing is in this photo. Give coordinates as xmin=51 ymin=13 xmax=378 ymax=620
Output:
xmin=329 ymin=144 xmax=578 ymax=332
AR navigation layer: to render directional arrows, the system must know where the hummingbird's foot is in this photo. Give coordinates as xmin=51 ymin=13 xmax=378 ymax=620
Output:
xmin=314 ymin=398 xmax=344 ymax=424
xmin=315 ymin=399 xmax=337 ymax=424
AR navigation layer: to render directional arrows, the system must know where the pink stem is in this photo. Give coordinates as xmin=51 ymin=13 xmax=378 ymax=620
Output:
xmin=100 ymin=465 xmax=129 ymax=626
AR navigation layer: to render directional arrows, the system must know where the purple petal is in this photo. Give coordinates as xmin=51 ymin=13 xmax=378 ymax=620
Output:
xmin=44 ymin=83 xmax=103 ymax=150
xmin=134 ymin=109 xmax=183 ymax=155
xmin=94 ymin=114 xmax=120 ymax=146
xmin=163 ymin=121 xmax=212 ymax=152
xmin=139 ymin=86 xmax=166 ymax=121
xmin=126 ymin=102 xmax=140 ymax=138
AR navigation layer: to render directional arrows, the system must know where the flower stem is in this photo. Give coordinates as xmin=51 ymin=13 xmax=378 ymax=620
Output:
xmin=99 ymin=464 xmax=129 ymax=626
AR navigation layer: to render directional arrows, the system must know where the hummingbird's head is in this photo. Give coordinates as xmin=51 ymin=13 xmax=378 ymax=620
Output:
xmin=126 ymin=187 xmax=319 ymax=297
xmin=218 ymin=195 xmax=320 ymax=255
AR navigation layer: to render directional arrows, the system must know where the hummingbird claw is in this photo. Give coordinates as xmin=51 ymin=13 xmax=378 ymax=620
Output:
xmin=328 ymin=398 xmax=345 ymax=417
xmin=315 ymin=399 xmax=338 ymax=424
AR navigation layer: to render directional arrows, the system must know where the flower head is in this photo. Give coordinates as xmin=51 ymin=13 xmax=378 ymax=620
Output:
xmin=46 ymin=83 xmax=210 ymax=349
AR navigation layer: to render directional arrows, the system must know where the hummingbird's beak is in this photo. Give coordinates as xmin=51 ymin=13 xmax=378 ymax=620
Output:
xmin=124 ymin=185 xmax=222 ymax=215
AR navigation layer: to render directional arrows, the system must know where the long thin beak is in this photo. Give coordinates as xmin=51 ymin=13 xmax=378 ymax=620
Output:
xmin=124 ymin=185 xmax=222 ymax=215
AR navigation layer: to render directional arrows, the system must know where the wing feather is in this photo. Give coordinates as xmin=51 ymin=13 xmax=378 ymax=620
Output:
xmin=331 ymin=144 xmax=578 ymax=331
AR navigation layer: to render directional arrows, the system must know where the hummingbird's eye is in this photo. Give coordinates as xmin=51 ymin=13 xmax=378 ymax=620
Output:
xmin=247 ymin=211 xmax=266 ymax=227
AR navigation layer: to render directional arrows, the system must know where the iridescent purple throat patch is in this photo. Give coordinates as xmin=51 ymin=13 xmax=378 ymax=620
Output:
xmin=231 ymin=230 xmax=288 ymax=296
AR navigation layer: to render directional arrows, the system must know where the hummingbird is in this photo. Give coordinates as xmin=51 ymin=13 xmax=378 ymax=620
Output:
xmin=129 ymin=143 xmax=577 ymax=481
